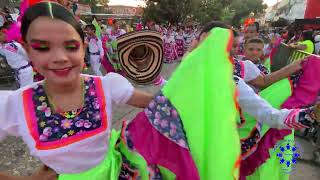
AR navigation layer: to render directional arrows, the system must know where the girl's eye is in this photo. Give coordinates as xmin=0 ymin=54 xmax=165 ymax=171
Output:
xmin=65 ymin=43 xmax=80 ymax=51
xmin=30 ymin=43 xmax=49 ymax=52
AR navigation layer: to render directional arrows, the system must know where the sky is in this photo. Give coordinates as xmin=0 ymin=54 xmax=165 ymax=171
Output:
xmin=108 ymin=0 xmax=279 ymax=7
xmin=263 ymin=0 xmax=279 ymax=6
xmin=108 ymin=0 xmax=145 ymax=6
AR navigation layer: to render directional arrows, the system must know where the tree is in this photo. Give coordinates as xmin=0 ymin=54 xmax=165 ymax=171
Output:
xmin=192 ymin=0 xmax=225 ymax=24
xmin=142 ymin=0 xmax=267 ymax=26
xmin=142 ymin=0 xmax=193 ymax=24
xmin=228 ymin=0 xmax=267 ymax=26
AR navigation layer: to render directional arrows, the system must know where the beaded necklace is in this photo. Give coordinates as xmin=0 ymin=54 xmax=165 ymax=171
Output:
xmin=44 ymin=78 xmax=85 ymax=119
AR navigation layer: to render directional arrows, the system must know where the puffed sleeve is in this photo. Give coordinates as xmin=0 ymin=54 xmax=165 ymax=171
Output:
xmin=243 ymin=60 xmax=261 ymax=82
xmin=0 ymin=91 xmax=20 ymax=141
xmin=236 ymin=77 xmax=310 ymax=129
xmin=102 ymin=73 xmax=134 ymax=105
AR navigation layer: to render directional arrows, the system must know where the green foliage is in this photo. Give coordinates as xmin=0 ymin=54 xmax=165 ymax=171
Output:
xmin=229 ymin=0 xmax=267 ymax=26
xmin=142 ymin=0 xmax=192 ymax=24
xmin=143 ymin=0 xmax=267 ymax=26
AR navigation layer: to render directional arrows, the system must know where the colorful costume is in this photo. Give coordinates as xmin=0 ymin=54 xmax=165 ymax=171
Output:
xmin=175 ymin=34 xmax=185 ymax=57
xmin=0 ymin=28 xmax=240 ymax=180
xmin=0 ymin=41 xmax=33 ymax=87
xmin=101 ymin=34 xmax=115 ymax=73
xmin=106 ymin=29 xmax=126 ymax=72
xmin=240 ymin=56 xmax=320 ymax=180
xmin=183 ymin=32 xmax=195 ymax=52
xmin=163 ymin=35 xmax=177 ymax=63
xmin=86 ymin=36 xmax=104 ymax=76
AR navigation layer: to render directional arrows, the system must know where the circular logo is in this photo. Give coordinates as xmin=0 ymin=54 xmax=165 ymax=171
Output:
xmin=272 ymin=139 xmax=303 ymax=174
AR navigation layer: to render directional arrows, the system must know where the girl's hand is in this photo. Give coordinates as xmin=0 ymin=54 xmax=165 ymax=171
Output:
xmin=288 ymin=43 xmax=298 ymax=49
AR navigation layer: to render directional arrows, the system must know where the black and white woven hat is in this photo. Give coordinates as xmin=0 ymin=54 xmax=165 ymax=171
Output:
xmin=117 ymin=30 xmax=163 ymax=85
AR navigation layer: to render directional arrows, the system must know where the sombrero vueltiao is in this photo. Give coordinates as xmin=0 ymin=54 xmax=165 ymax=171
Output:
xmin=117 ymin=30 xmax=163 ymax=85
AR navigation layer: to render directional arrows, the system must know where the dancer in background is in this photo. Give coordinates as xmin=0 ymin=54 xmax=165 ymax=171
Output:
xmin=105 ymin=19 xmax=126 ymax=73
xmin=85 ymin=24 xmax=103 ymax=76
xmin=183 ymin=26 xmax=195 ymax=53
xmin=175 ymin=28 xmax=185 ymax=59
xmin=0 ymin=27 xmax=33 ymax=87
xmin=163 ymin=28 xmax=177 ymax=63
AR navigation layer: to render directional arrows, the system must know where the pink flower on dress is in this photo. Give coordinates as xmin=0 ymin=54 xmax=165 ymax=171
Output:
xmin=170 ymin=128 xmax=177 ymax=136
xmin=155 ymin=112 xmax=161 ymax=119
xmin=160 ymin=119 xmax=168 ymax=128
xmin=84 ymin=120 xmax=92 ymax=128
xmin=75 ymin=119 xmax=85 ymax=128
xmin=94 ymin=101 xmax=100 ymax=109
xmin=89 ymin=88 xmax=96 ymax=96
xmin=61 ymin=119 xmax=73 ymax=129
xmin=154 ymin=118 xmax=160 ymax=126
xmin=37 ymin=102 xmax=51 ymax=117
xmin=39 ymin=134 xmax=48 ymax=141
xmin=43 ymin=127 xmax=52 ymax=137
xmin=170 ymin=123 xmax=177 ymax=129
xmin=156 ymin=96 xmax=166 ymax=103
xmin=171 ymin=109 xmax=178 ymax=119
xmin=149 ymin=101 xmax=156 ymax=109
xmin=93 ymin=112 xmax=101 ymax=120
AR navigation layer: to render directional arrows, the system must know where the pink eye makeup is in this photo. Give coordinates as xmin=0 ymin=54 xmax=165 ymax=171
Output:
xmin=30 ymin=41 xmax=49 ymax=52
xmin=64 ymin=41 xmax=80 ymax=51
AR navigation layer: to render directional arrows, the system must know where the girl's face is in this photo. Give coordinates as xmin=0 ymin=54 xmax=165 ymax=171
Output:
xmin=85 ymin=28 xmax=95 ymax=36
xmin=244 ymin=26 xmax=258 ymax=40
xmin=244 ymin=42 xmax=264 ymax=62
xmin=24 ymin=17 xmax=85 ymax=86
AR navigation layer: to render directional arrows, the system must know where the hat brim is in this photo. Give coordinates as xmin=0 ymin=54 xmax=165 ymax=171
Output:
xmin=117 ymin=30 xmax=163 ymax=85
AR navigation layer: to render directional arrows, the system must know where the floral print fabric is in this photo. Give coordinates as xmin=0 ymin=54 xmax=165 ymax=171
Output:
xmin=255 ymin=63 xmax=270 ymax=75
xmin=144 ymin=91 xmax=189 ymax=150
xmin=33 ymin=77 xmax=102 ymax=142
xmin=240 ymin=127 xmax=261 ymax=159
xmin=234 ymin=59 xmax=244 ymax=78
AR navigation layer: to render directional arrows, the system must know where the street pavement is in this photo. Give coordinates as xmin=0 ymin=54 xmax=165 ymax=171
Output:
xmin=0 ymin=62 xmax=319 ymax=179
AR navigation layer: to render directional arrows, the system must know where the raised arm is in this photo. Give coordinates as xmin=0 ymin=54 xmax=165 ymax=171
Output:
xmin=237 ymin=77 xmax=316 ymax=129
xmin=248 ymin=59 xmax=304 ymax=89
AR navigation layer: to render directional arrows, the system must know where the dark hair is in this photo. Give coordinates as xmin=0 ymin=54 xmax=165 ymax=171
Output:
xmin=302 ymin=30 xmax=314 ymax=42
xmin=21 ymin=2 xmax=84 ymax=42
xmin=254 ymin=22 xmax=260 ymax=32
xmin=199 ymin=21 xmax=230 ymax=37
xmin=112 ymin=19 xmax=117 ymax=25
xmin=1 ymin=21 xmax=12 ymax=29
xmin=232 ymin=29 xmax=239 ymax=37
xmin=85 ymin=24 xmax=96 ymax=32
xmin=245 ymin=37 xmax=264 ymax=46
xmin=246 ymin=22 xmax=259 ymax=33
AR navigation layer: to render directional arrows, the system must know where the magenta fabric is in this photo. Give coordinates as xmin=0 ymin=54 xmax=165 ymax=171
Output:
xmin=282 ymin=56 xmax=320 ymax=109
xmin=101 ymin=56 xmax=115 ymax=73
xmin=240 ymin=56 xmax=320 ymax=178
xmin=127 ymin=112 xmax=200 ymax=180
